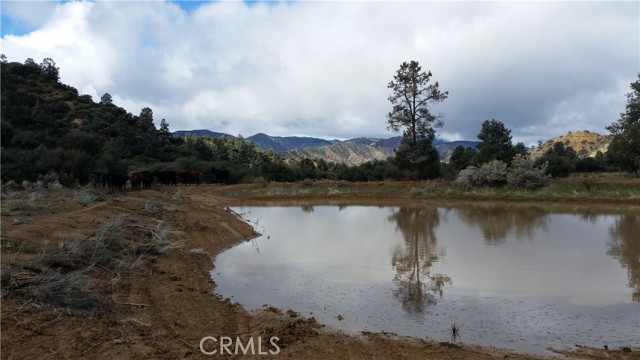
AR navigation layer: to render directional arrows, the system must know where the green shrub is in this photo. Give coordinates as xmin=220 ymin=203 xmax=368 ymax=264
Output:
xmin=455 ymin=160 xmax=508 ymax=189
xmin=507 ymin=154 xmax=550 ymax=190
xmin=474 ymin=160 xmax=508 ymax=186
xmin=454 ymin=166 xmax=477 ymax=190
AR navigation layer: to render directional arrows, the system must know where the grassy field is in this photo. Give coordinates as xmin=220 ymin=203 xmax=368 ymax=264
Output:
xmin=224 ymin=174 xmax=640 ymax=204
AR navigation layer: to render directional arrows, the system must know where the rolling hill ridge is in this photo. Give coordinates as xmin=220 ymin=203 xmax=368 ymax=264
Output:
xmin=174 ymin=129 xmax=615 ymax=166
xmin=173 ymin=130 xmax=480 ymax=165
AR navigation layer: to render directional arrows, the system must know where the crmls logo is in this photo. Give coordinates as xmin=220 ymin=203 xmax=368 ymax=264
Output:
xmin=199 ymin=336 xmax=280 ymax=356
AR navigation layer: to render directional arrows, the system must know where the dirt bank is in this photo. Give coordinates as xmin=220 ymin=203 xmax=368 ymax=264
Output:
xmin=1 ymin=184 xmax=638 ymax=359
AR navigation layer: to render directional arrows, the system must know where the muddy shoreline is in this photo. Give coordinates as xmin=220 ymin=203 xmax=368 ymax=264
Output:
xmin=1 ymin=184 xmax=638 ymax=359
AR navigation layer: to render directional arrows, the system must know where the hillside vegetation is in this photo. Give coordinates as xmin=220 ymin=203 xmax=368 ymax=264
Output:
xmin=1 ymin=57 xmax=637 ymax=187
xmin=1 ymin=59 xmax=182 ymax=184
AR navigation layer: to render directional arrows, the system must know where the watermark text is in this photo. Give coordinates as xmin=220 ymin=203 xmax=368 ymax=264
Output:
xmin=200 ymin=336 xmax=280 ymax=356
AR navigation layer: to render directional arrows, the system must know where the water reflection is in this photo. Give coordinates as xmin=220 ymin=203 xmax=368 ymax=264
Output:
xmin=579 ymin=209 xmax=602 ymax=224
xmin=608 ymin=215 xmax=640 ymax=301
xmin=300 ymin=205 xmax=314 ymax=213
xmin=454 ymin=204 xmax=549 ymax=244
xmin=215 ymin=204 xmax=640 ymax=354
xmin=388 ymin=207 xmax=451 ymax=313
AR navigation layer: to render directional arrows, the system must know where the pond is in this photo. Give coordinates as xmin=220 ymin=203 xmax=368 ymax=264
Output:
xmin=213 ymin=202 xmax=640 ymax=355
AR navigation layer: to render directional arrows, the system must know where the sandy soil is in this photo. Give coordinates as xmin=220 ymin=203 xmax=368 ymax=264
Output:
xmin=1 ymin=184 xmax=638 ymax=359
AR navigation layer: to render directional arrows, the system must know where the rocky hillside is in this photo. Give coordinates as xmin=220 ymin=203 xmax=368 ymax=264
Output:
xmin=284 ymin=138 xmax=482 ymax=166
xmin=529 ymin=130 xmax=612 ymax=159
xmin=285 ymin=138 xmax=397 ymax=166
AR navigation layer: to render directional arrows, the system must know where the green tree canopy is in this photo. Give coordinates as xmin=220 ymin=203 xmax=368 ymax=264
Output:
xmin=100 ymin=93 xmax=113 ymax=105
xmin=393 ymin=137 xmax=441 ymax=179
xmin=387 ymin=61 xmax=447 ymax=179
xmin=39 ymin=58 xmax=59 ymax=82
xmin=534 ymin=141 xmax=577 ymax=178
xmin=449 ymin=145 xmax=477 ymax=171
xmin=607 ymin=74 xmax=640 ymax=174
xmin=387 ymin=60 xmax=448 ymax=145
xmin=476 ymin=119 xmax=515 ymax=164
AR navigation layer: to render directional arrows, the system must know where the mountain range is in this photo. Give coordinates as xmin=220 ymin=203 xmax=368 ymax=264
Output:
xmin=173 ymin=130 xmax=479 ymax=165
xmin=174 ymin=129 xmax=615 ymax=165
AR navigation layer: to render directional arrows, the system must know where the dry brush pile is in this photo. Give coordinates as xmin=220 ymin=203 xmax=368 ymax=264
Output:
xmin=1 ymin=209 xmax=184 ymax=315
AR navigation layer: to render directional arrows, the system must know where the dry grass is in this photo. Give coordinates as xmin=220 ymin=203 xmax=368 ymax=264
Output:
xmin=22 ymin=272 xmax=106 ymax=314
xmin=143 ymin=201 xmax=158 ymax=212
xmin=186 ymin=248 xmax=210 ymax=256
xmin=1 ymin=239 xmax=38 ymax=255
xmin=4 ymin=198 xmax=40 ymax=213
xmin=3 ymin=212 xmax=184 ymax=314
xmin=73 ymin=187 xmax=105 ymax=206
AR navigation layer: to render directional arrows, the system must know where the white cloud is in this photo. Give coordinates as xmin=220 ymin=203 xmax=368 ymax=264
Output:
xmin=1 ymin=1 xmax=637 ymax=143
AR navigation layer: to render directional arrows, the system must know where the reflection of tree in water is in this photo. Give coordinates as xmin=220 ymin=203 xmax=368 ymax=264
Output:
xmin=454 ymin=204 xmax=549 ymax=244
xmin=579 ymin=209 xmax=600 ymax=224
xmin=608 ymin=215 xmax=640 ymax=302
xmin=389 ymin=207 xmax=451 ymax=314
xmin=300 ymin=205 xmax=314 ymax=213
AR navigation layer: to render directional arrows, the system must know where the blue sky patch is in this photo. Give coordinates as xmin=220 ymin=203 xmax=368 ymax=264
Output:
xmin=171 ymin=0 xmax=210 ymax=13
xmin=1 ymin=12 xmax=34 ymax=37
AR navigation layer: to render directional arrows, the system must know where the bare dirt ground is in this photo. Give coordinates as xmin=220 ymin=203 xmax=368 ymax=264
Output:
xmin=1 ymin=184 xmax=638 ymax=359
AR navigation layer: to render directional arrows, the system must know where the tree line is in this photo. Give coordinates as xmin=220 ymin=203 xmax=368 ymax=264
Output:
xmin=1 ymin=57 xmax=638 ymax=188
xmin=384 ymin=60 xmax=639 ymax=185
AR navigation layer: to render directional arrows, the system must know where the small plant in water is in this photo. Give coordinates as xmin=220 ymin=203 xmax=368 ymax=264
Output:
xmin=450 ymin=322 xmax=460 ymax=342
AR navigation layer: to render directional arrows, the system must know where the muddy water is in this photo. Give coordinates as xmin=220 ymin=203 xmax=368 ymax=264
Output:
xmin=213 ymin=203 xmax=639 ymax=355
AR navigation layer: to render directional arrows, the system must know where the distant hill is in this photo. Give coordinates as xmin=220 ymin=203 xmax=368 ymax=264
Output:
xmin=284 ymin=137 xmax=398 ymax=166
xmin=173 ymin=129 xmax=230 ymax=138
xmin=246 ymin=133 xmax=338 ymax=151
xmin=173 ymin=130 xmax=339 ymax=150
xmin=171 ymin=130 xmax=478 ymax=165
xmin=284 ymin=136 xmax=479 ymax=165
xmin=529 ymin=130 xmax=612 ymax=159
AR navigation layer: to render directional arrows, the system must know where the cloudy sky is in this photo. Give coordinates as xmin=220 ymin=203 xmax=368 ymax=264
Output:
xmin=1 ymin=1 xmax=638 ymax=145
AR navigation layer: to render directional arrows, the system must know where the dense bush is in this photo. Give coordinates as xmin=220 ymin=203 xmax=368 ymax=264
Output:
xmin=455 ymin=160 xmax=507 ymax=190
xmin=534 ymin=142 xmax=576 ymax=178
xmin=473 ymin=160 xmax=508 ymax=186
xmin=456 ymin=157 xmax=550 ymax=191
xmin=507 ymin=154 xmax=550 ymax=190
xmin=454 ymin=166 xmax=478 ymax=190
xmin=392 ymin=137 xmax=441 ymax=180
xmin=449 ymin=145 xmax=477 ymax=171
xmin=575 ymin=156 xmax=606 ymax=173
